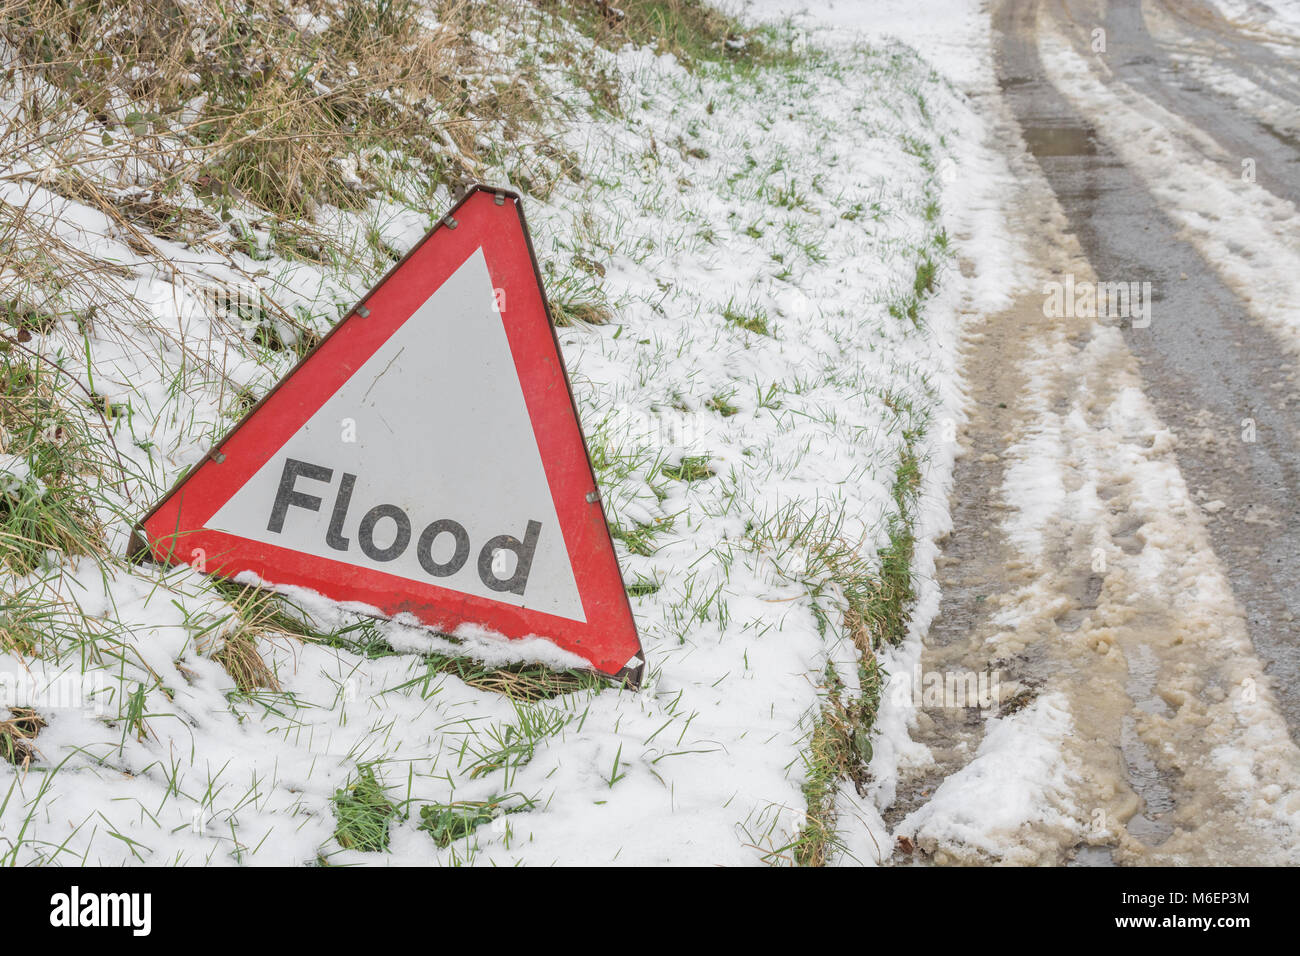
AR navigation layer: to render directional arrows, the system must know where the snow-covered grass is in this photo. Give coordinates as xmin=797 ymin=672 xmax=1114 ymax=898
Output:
xmin=0 ymin=0 xmax=965 ymax=864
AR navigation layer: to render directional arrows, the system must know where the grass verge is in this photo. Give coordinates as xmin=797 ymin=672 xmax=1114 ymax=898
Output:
xmin=791 ymin=412 xmax=925 ymax=866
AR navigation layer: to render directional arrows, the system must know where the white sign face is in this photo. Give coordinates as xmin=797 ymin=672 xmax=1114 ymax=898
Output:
xmin=206 ymin=248 xmax=586 ymax=622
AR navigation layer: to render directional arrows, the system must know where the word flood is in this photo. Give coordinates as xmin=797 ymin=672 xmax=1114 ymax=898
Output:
xmin=267 ymin=457 xmax=541 ymax=594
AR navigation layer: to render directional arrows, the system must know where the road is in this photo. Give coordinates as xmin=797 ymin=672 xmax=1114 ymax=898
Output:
xmin=999 ymin=0 xmax=1300 ymax=734
xmin=889 ymin=0 xmax=1300 ymax=864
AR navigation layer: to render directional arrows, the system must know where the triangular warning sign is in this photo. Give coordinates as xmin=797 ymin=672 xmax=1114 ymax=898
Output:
xmin=135 ymin=186 xmax=643 ymax=683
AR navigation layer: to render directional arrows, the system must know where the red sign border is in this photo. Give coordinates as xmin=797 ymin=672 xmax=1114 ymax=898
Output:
xmin=131 ymin=185 xmax=644 ymax=685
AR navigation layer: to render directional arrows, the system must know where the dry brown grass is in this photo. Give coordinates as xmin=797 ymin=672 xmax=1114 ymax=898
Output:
xmin=425 ymin=651 xmax=604 ymax=700
xmin=0 ymin=0 xmax=572 ymax=227
xmin=213 ymin=631 xmax=281 ymax=693
xmin=0 ymin=706 xmax=46 ymax=768
xmin=0 ymin=0 xmax=602 ymax=403
xmin=0 ymin=0 xmax=759 ymax=376
xmin=199 ymin=582 xmax=304 ymax=691
xmin=550 ymin=298 xmax=612 ymax=327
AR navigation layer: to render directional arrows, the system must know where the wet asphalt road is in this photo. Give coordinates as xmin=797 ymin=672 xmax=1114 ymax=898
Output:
xmin=992 ymin=0 xmax=1300 ymax=734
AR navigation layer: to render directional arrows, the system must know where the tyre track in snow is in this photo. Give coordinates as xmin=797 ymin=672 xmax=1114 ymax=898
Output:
xmin=999 ymin=0 xmax=1300 ymax=735
xmin=883 ymin=0 xmax=1300 ymax=865
xmin=1081 ymin=0 xmax=1300 ymax=209
xmin=1153 ymin=0 xmax=1300 ymax=124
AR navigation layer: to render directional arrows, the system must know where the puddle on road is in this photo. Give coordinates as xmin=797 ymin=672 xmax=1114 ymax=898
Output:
xmin=1072 ymin=845 xmax=1116 ymax=866
xmin=1021 ymin=125 xmax=1098 ymax=156
xmin=1122 ymin=644 xmax=1176 ymax=846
